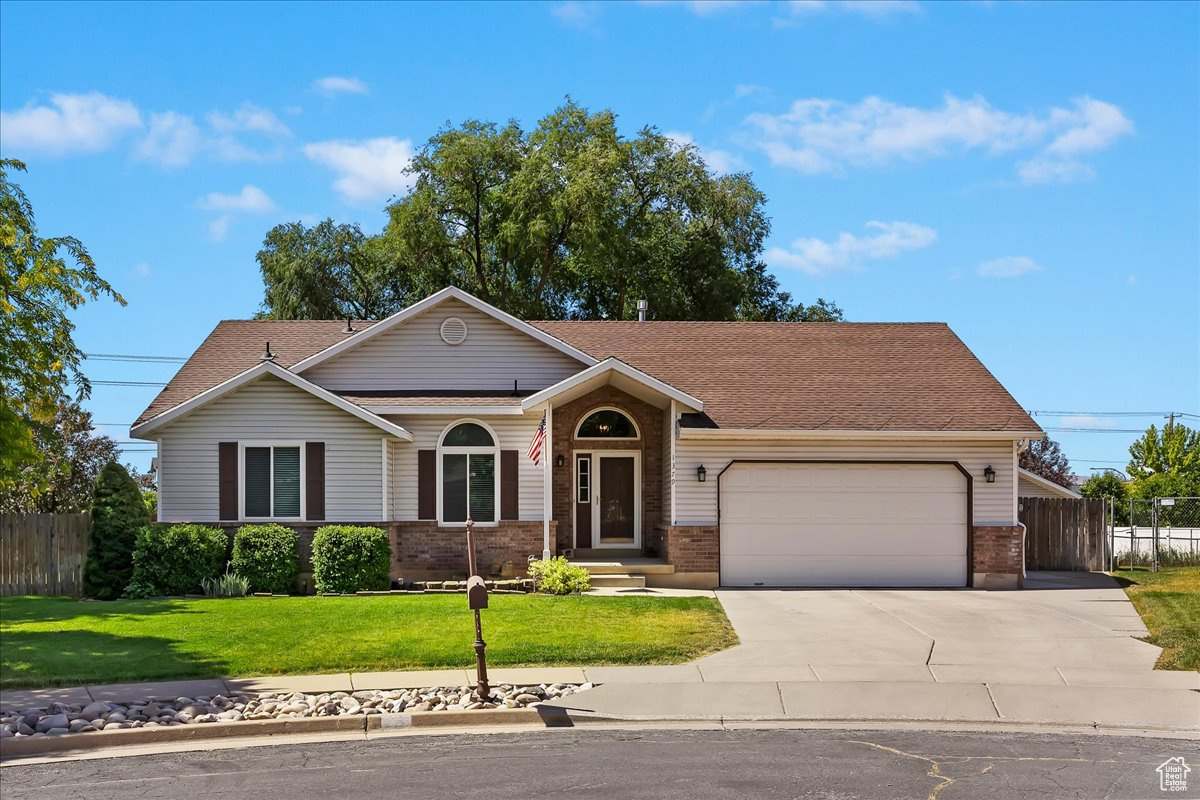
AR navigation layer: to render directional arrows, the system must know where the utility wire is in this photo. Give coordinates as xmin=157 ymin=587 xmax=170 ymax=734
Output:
xmin=1029 ymin=410 xmax=1197 ymax=417
xmin=84 ymin=352 xmax=186 ymax=363
xmin=1043 ymin=427 xmax=1147 ymax=433
xmin=89 ymin=380 xmax=168 ymax=387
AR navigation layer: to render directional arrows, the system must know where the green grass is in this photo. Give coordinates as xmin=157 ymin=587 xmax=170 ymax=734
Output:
xmin=0 ymin=594 xmax=738 ymax=689
xmin=1110 ymin=566 xmax=1200 ymax=672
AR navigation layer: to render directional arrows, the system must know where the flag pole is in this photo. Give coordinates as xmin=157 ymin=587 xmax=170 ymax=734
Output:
xmin=542 ymin=406 xmax=553 ymax=561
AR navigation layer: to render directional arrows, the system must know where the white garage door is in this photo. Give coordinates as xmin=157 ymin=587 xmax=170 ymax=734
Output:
xmin=720 ymin=463 xmax=967 ymax=587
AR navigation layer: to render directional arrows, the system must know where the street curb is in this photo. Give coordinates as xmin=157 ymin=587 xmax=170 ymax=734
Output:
xmin=0 ymin=709 xmax=550 ymax=760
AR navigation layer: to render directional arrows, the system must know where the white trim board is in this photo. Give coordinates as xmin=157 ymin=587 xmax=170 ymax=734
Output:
xmin=130 ymin=360 xmax=414 ymax=441
xmin=521 ymin=357 xmax=703 ymax=413
xmin=362 ymin=405 xmax=526 ymax=416
xmin=290 ymin=287 xmax=598 ymax=374
xmin=1017 ymin=467 xmax=1082 ymax=499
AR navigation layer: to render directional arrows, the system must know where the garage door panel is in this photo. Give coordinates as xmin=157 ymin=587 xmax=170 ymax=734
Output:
xmin=730 ymin=522 xmax=965 ymax=557
xmin=720 ymin=554 xmax=968 ymax=588
xmin=720 ymin=463 xmax=967 ymax=588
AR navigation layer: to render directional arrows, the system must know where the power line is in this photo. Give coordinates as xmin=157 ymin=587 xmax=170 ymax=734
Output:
xmin=89 ymin=380 xmax=168 ymax=387
xmin=84 ymin=352 xmax=186 ymax=363
xmin=1044 ymin=427 xmax=1147 ymax=433
xmin=1029 ymin=410 xmax=1195 ymax=417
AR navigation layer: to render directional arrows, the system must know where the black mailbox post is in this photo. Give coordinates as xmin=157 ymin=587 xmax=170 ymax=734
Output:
xmin=465 ymin=518 xmax=490 ymax=700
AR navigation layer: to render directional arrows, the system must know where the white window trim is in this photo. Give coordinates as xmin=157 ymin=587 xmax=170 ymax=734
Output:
xmin=587 ymin=449 xmax=642 ymax=549
xmin=436 ymin=419 xmax=501 ymax=528
xmin=239 ymin=441 xmax=307 ymax=522
xmin=574 ymin=406 xmax=641 ymax=441
xmin=576 ymin=454 xmax=591 ymax=505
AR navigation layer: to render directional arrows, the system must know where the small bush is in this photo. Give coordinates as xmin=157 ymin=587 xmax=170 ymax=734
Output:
xmin=528 ymin=556 xmax=591 ymax=595
xmin=142 ymin=489 xmax=158 ymax=519
xmin=125 ymin=524 xmax=228 ymax=597
xmin=83 ymin=462 xmax=150 ymax=600
xmin=202 ymin=571 xmax=251 ymax=598
xmin=232 ymin=524 xmax=299 ymax=594
xmin=311 ymin=525 xmax=391 ymax=593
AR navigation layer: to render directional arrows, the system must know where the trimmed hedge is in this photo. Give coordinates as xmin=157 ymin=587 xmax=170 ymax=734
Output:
xmin=125 ymin=524 xmax=228 ymax=597
xmin=232 ymin=524 xmax=299 ymax=594
xmin=311 ymin=525 xmax=391 ymax=593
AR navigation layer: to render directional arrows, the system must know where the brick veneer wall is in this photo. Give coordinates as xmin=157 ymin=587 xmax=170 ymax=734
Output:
xmin=654 ymin=524 xmax=719 ymax=573
xmin=972 ymin=525 xmax=1024 ymax=589
xmin=391 ymin=520 xmax=552 ymax=580
xmin=551 ymin=386 xmax=663 ymax=553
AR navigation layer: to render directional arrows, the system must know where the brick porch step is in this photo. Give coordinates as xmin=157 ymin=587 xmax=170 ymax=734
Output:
xmin=568 ymin=552 xmax=676 ymax=577
xmin=587 ymin=573 xmax=647 ymax=589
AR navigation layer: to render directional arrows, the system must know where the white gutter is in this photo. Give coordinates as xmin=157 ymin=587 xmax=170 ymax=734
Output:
xmin=678 ymin=428 xmax=1045 ymax=442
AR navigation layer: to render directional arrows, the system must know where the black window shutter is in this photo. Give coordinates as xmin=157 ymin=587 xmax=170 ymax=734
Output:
xmin=500 ymin=450 xmax=518 ymax=520
xmin=218 ymin=442 xmax=238 ymax=520
xmin=417 ymin=449 xmax=436 ymax=520
xmin=306 ymin=442 xmax=325 ymax=521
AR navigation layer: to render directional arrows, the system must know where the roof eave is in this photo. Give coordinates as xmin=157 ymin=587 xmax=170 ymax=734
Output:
xmin=520 ymin=358 xmax=704 ymax=412
xmin=678 ymin=428 xmax=1044 ymax=441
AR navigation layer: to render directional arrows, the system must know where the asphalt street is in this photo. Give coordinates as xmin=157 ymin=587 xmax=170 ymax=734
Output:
xmin=1 ymin=727 xmax=1196 ymax=800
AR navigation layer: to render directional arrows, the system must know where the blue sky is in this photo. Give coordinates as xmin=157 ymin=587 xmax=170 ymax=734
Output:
xmin=2 ymin=0 xmax=1197 ymax=475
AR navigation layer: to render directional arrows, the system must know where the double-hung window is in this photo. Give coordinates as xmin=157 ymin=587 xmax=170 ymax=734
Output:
xmin=438 ymin=422 xmax=498 ymax=524
xmin=243 ymin=444 xmax=303 ymax=519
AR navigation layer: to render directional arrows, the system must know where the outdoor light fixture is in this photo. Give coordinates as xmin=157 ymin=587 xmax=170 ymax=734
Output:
xmin=697 ymin=464 xmax=707 ymax=482
xmin=555 ymin=454 xmax=565 ymax=468
xmin=984 ymin=465 xmax=996 ymax=483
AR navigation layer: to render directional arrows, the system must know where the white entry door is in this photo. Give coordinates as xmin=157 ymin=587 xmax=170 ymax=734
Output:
xmin=592 ymin=452 xmax=640 ymax=549
xmin=720 ymin=463 xmax=968 ymax=587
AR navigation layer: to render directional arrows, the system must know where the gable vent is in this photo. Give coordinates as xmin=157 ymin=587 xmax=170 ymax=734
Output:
xmin=439 ymin=316 xmax=469 ymax=345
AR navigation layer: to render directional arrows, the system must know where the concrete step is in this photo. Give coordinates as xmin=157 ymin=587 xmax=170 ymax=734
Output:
xmin=572 ymin=548 xmax=643 ymax=559
xmin=588 ymin=573 xmax=647 ymax=588
xmin=572 ymin=559 xmax=676 ymax=575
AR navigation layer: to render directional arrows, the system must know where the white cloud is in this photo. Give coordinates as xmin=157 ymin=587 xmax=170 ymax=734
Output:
xmin=1060 ymin=415 xmax=1118 ymax=429
xmin=978 ymin=256 xmax=1042 ymax=278
xmin=209 ymin=215 xmax=233 ymax=242
xmin=303 ymin=137 xmax=416 ymax=203
xmin=551 ymin=1 xmax=602 ymax=28
xmin=664 ymin=131 xmax=745 ymax=174
xmin=638 ymin=0 xmax=764 ymax=15
xmin=312 ymin=76 xmax=369 ymax=96
xmin=1127 ymin=274 xmax=1137 ymax=287
xmin=133 ymin=262 xmax=151 ymax=278
xmin=767 ymin=220 xmax=938 ymax=276
xmin=196 ymin=185 xmax=277 ymax=213
xmin=135 ymin=111 xmax=202 ymax=167
xmin=745 ymin=94 xmax=1133 ymax=182
xmin=0 ymin=92 xmax=141 ymax=156
xmin=207 ymin=103 xmax=291 ymax=137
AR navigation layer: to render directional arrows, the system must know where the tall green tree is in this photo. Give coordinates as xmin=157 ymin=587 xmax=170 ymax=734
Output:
xmin=257 ymin=101 xmax=840 ymax=323
xmin=1127 ymin=421 xmax=1200 ymax=480
xmin=0 ymin=401 xmax=122 ymax=513
xmin=1 ymin=159 xmax=125 ymax=497
xmin=1078 ymin=471 xmax=1129 ymax=524
xmin=1019 ymin=436 xmax=1073 ymax=488
xmin=82 ymin=461 xmax=149 ymax=600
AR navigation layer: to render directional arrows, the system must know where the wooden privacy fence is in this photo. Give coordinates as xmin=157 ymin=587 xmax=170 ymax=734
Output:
xmin=1019 ymin=497 xmax=1108 ymax=571
xmin=0 ymin=513 xmax=91 ymax=596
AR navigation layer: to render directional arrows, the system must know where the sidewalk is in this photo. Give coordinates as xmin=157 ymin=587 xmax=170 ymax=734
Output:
xmin=4 ymin=663 xmax=1197 ymax=733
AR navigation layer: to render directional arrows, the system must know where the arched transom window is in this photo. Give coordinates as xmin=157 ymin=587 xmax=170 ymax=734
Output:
xmin=575 ymin=408 xmax=639 ymax=440
xmin=438 ymin=421 xmax=499 ymax=524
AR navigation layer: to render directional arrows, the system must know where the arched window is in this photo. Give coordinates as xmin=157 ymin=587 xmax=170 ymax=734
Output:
xmin=438 ymin=421 xmax=499 ymax=524
xmin=575 ymin=408 xmax=639 ymax=440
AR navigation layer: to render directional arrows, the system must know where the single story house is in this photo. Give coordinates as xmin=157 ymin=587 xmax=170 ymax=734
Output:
xmin=132 ymin=287 xmax=1043 ymax=590
xmin=1017 ymin=468 xmax=1082 ymax=500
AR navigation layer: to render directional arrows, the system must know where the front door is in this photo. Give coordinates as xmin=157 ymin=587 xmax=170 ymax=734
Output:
xmin=593 ymin=452 xmax=640 ymax=548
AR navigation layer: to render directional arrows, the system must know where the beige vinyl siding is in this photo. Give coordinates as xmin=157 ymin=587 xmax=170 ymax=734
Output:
xmin=305 ymin=299 xmax=584 ymax=392
xmin=157 ymin=375 xmax=387 ymax=522
xmin=674 ymin=437 xmax=1017 ymax=526
xmin=385 ymin=414 xmax=547 ymax=521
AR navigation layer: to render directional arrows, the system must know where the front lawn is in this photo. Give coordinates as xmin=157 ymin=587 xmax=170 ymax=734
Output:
xmin=0 ymin=594 xmax=737 ymax=689
xmin=1110 ymin=566 xmax=1200 ymax=672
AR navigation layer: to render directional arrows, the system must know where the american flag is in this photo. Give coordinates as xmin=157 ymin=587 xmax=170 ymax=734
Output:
xmin=527 ymin=411 xmax=547 ymax=466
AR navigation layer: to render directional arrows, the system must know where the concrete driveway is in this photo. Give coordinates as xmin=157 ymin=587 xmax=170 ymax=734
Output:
xmin=693 ymin=571 xmax=1188 ymax=688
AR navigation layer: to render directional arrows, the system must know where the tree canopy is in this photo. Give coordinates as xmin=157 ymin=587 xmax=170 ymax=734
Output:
xmin=1019 ymin=436 xmax=1073 ymax=488
xmin=1 ymin=159 xmax=125 ymax=499
xmin=258 ymin=100 xmax=841 ymax=324
xmin=1127 ymin=421 xmax=1200 ymax=481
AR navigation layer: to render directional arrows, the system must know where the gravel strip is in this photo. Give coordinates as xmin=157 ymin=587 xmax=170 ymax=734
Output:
xmin=0 ymin=683 xmax=592 ymax=738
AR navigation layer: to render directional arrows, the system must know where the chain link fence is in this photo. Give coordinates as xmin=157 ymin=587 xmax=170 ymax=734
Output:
xmin=1112 ymin=497 xmax=1200 ymax=569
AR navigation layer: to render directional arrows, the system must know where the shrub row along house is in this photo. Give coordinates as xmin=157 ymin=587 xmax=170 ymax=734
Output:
xmin=131 ymin=287 xmax=1043 ymax=590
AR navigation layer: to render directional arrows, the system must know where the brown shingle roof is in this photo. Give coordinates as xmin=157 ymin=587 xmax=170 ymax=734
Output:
xmin=530 ymin=321 xmax=1039 ymax=432
xmin=134 ymin=317 xmax=1039 ymax=434
xmin=132 ymin=320 xmax=375 ymax=426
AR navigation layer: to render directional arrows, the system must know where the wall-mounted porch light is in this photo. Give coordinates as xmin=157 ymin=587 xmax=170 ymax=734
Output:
xmin=555 ymin=454 xmax=565 ymax=468
xmin=984 ymin=465 xmax=996 ymax=483
xmin=697 ymin=464 xmax=707 ymax=482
